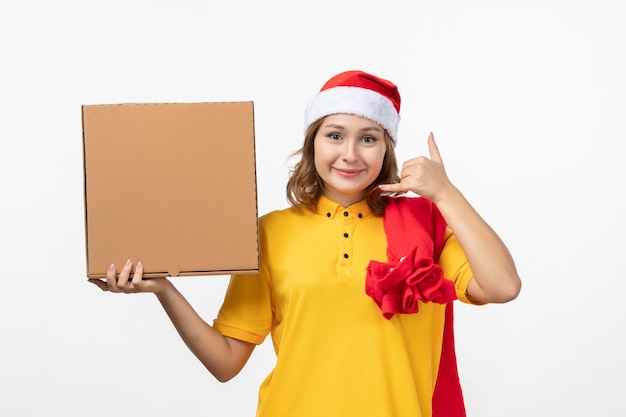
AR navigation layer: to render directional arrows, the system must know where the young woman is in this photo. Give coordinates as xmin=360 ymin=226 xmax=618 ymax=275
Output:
xmin=90 ymin=70 xmax=521 ymax=417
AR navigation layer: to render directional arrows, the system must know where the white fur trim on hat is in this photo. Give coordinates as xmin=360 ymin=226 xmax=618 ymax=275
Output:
xmin=304 ymin=86 xmax=400 ymax=145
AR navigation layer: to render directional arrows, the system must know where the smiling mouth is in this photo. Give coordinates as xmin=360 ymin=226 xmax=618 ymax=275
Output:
xmin=334 ymin=168 xmax=363 ymax=177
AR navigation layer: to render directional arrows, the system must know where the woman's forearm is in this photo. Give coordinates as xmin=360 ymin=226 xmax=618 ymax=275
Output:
xmin=435 ymin=185 xmax=521 ymax=303
xmin=155 ymin=282 xmax=254 ymax=382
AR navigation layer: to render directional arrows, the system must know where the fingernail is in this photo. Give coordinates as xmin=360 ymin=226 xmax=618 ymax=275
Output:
xmin=137 ymin=261 xmax=142 ymax=269
xmin=125 ymin=259 xmax=131 ymax=266
xmin=109 ymin=264 xmax=115 ymax=271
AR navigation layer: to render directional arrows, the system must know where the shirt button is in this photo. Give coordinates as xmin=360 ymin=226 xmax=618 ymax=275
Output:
xmin=343 ymin=253 xmax=349 ymax=259
xmin=327 ymin=212 xmax=331 ymax=218
xmin=358 ymin=213 xmax=363 ymax=218
xmin=343 ymin=233 xmax=349 ymax=238
xmin=343 ymin=211 xmax=349 ymax=217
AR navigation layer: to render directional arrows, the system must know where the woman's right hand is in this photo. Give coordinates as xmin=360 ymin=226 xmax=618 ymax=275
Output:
xmin=89 ymin=259 xmax=172 ymax=295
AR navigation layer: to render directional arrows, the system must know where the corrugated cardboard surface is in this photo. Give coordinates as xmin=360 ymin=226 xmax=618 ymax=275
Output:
xmin=82 ymin=102 xmax=259 ymax=278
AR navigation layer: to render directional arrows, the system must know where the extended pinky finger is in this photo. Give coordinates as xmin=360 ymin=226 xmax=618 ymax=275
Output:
xmin=378 ymin=183 xmax=407 ymax=193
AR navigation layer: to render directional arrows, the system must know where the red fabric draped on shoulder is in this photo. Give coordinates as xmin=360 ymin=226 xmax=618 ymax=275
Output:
xmin=365 ymin=196 xmax=466 ymax=417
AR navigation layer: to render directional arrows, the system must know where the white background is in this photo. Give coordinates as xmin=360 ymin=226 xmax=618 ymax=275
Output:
xmin=1 ymin=1 xmax=624 ymax=416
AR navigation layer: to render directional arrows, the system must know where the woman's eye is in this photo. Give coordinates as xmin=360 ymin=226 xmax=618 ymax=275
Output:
xmin=362 ymin=136 xmax=377 ymax=143
xmin=328 ymin=133 xmax=341 ymax=141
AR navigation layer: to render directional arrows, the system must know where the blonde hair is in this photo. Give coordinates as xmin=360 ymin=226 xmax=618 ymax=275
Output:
xmin=286 ymin=117 xmax=400 ymax=215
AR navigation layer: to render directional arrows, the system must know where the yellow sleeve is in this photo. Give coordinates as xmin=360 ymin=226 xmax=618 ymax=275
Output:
xmin=438 ymin=229 xmax=484 ymax=305
xmin=212 ymin=258 xmax=274 ymax=344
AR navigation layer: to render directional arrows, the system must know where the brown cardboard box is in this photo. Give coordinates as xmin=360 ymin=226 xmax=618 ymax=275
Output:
xmin=82 ymin=102 xmax=259 ymax=278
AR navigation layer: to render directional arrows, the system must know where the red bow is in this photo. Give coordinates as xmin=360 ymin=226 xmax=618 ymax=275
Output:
xmin=366 ymin=246 xmax=456 ymax=320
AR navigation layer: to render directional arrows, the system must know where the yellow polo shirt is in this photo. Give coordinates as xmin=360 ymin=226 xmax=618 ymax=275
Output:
xmin=213 ymin=196 xmax=476 ymax=417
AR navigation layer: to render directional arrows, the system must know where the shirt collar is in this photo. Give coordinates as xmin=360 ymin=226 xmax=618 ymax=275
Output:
xmin=315 ymin=195 xmax=373 ymax=220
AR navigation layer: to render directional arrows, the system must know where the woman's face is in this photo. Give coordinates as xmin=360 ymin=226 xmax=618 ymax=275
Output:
xmin=314 ymin=113 xmax=387 ymax=207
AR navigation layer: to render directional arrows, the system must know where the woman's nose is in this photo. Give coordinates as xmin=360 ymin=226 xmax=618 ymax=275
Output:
xmin=341 ymin=140 xmax=358 ymax=162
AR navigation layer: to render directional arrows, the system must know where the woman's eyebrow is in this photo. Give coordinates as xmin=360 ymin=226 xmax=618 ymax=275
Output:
xmin=322 ymin=123 xmax=346 ymax=130
xmin=360 ymin=125 xmax=383 ymax=133
xmin=322 ymin=123 xmax=383 ymax=133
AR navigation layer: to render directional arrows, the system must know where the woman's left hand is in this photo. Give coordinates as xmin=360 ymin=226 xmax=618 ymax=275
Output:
xmin=378 ymin=132 xmax=454 ymax=203
xmin=379 ymin=131 xmax=521 ymax=303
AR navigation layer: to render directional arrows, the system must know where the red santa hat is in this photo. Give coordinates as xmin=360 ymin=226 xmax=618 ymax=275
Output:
xmin=304 ymin=70 xmax=401 ymax=145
